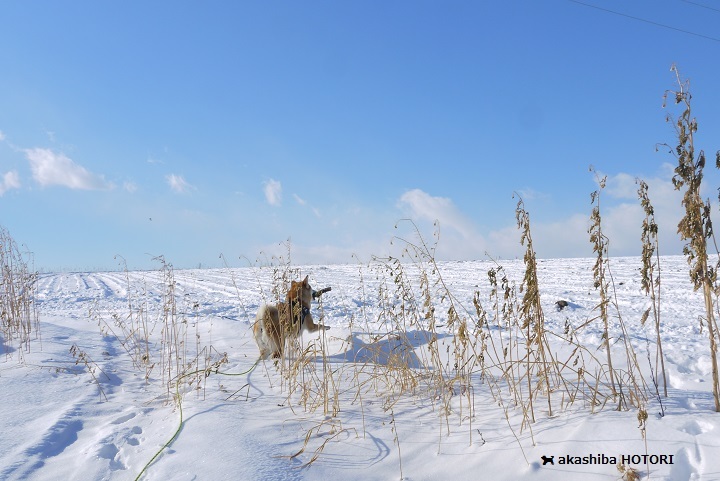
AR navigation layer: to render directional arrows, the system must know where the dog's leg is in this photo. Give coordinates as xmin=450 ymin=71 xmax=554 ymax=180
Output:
xmin=253 ymin=308 xmax=269 ymax=359
xmin=303 ymin=312 xmax=330 ymax=333
xmin=266 ymin=308 xmax=283 ymax=359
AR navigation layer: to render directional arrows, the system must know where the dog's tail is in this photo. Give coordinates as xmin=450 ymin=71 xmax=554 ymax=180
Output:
xmin=254 ymin=304 xmax=268 ymax=323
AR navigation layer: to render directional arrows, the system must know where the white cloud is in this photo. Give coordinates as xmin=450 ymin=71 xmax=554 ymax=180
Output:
xmin=166 ymin=174 xmax=195 ymax=193
xmin=515 ymin=188 xmax=550 ymax=201
xmin=396 ymin=189 xmax=488 ymax=259
xmin=398 ymin=189 xmax=476 ymax=239
xmin=292 ymin=193 xmax=322 ymax=217
xmin=602 ymin=171 xmax=686 ymax=256
xmin=123 ymin=181 xmax=138 ymax=193
xmin=500 ymin=213 xmax=592 ymax=259
xmin=258 ymin=238 xmax=395 ymax=265
xmin=0 ymin=130 xmax=5 ymax=142
xmin=392 ymin=171 xmax=690 ymax=263
xmin=264 ymin=179 xmax=282 ymax=206
xmin=490 ymin=169 xmax=688 ymax=260
xmin=24 ymin=148 xmax=113 ymax=190
xmin=249 ymin=167 xmax=693 ymax=266
xmin=0 ymin=171 xmax=21 ymax=195
xmin=605 ymin=172 xmax=641 ymax=200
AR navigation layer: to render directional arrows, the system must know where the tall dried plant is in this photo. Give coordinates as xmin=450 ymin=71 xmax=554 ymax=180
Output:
xmin=637 ymin=179 xmax=667 ymax=399
xmin=0 ymin=226 xmax=39 ymax=360
xmin=515 ymin=196 xmax=557 ymax=420
xmin=588 ymin=170 xmax=618 ymax=398
xmin=662 ymin=64 xmax=720 ymax=411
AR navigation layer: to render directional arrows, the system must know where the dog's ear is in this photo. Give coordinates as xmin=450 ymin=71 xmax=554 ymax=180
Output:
xmin=303 ymin=275 xmax=309 ymax=286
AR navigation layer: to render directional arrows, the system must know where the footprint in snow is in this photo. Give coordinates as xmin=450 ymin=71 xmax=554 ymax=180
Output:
xmin=111 ymin=412 xmax=137 ymax=425
xmin=681 ymin=419 xmax=714 ymax=436
xmin=669 ymin=443 xmax=703 ymax=481
xmin=97 ymin=443 xmax=126 ymax=471
xmin=96 ymin=410 xmax=145 ymax=471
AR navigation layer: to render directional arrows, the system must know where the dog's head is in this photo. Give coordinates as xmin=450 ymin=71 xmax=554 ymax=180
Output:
xmin=287 ymin=275 xmax=313 ymax=308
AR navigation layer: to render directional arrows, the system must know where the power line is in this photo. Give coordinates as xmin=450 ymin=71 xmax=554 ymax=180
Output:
xmin=682 ymin=0 xmax=720 ymax=14
xmin=568 ymin=0 xmax=720 ymax=43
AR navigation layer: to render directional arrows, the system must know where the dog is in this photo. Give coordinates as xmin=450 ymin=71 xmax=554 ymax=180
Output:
xmin=253 ymin=275 xmax=330 ymax=359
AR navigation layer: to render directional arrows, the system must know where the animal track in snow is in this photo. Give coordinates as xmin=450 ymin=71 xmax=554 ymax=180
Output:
xmin=681 ymin=419 xmax=714 ymax=436
xmin=95 ymin=410 xmax=144 ymax=472
xmin=27 ymin=418 xmax=83 ymax=458
xmin=97 ymin=442 xmax=126 ymax=471
xmin=111 ymin=412 xmax=137 ymax=425
xmin=0 ymin=407 xmax=84 ymax=479
xmin=127 ymin=425 xmax=143 ymax=446
xmin=669 ymin=442 xmax=703 ymax=481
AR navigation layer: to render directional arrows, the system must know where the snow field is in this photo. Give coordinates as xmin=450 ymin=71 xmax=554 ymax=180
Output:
xmin=1 ymin=256 xmax=718 ymax=480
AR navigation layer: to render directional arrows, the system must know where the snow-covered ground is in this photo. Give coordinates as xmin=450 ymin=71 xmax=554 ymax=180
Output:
xmin=1 ymin=255 xmax=719 ymax=481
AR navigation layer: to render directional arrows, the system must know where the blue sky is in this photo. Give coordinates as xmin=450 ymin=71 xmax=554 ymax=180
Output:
xmin=1 ymin=1 xmax=719 ymax=271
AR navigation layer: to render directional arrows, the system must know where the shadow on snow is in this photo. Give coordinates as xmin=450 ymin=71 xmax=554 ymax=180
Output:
xmin=324 ymin=329 xmax=452 ymax=369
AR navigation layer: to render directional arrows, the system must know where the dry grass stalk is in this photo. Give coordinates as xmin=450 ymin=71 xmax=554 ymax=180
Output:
xmin=516 ymin=196 xmax=558 ymax=421
xmin=662 ymin=64 xmax=720 ymax=411
xmin=287 ymin=417 xmax=356 ymax=468
xmin=617 ymin=463 xmax=641 ymax=481
xmin=0 ymin=226 xmax=40 ymax=360
xmin=637 ymin=179 xmax=668 ymax=405
xmin=589 ymin=170 xmax=648 ymax=411
xmin=70 ymin=343 xmax=109 ymax=401
xmin=589 ymin=171 xmax=619 ymax=399
xmin=91 ymin=254 xmax=226 ymax=407
xmin=92 ymin=255 xmax=154 ymax=381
